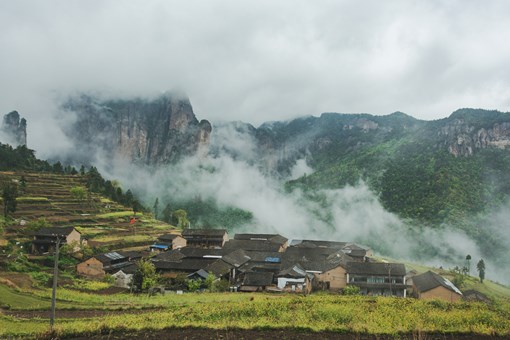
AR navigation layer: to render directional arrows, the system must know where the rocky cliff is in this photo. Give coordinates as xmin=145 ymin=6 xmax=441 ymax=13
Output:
xmin=63 ymin=93 xmax=211 ymax=164
xmin=437 ymin=109 xmax=510 ymax=157
xmin=1 ymin=111 xmax=27 ymax=146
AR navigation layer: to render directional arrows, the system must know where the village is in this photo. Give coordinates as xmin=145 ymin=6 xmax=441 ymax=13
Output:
xmin=32 ymin=225 xmax=464 ymax=302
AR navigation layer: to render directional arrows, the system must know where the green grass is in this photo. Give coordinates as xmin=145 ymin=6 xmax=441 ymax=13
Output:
xmin=96 ymin=211 xmax=135 ymax=219
xmin=0 ymin=284 xmax=51 ymax=309
xmin=92 ymin=234 xmax=154 ymax=243
xmin=16 ymin=196 xmax=50 ymax=202
xmin=1 ymin=291 xmax=509 ymax=338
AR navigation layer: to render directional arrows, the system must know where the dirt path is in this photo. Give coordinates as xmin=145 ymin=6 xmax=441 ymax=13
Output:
xmin=65 ymin=328 xmax=510 ymax=340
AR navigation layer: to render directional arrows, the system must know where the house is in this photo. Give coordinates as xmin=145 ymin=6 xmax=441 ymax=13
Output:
xmin=187 ymin=269 xmax=210 ymax=281
xmin=239 ymin=271 xmax=275 ymax=292
xmin=234 ymin=233 xmax=288 ymax=250
xmin=412 ymin=271 xmax=462 ymax=302
xmin=153 ymin=258 xmax=217 ymax=277
xmin=223 ymin=239 xmax=285 ymax=253
xmin=290 ymin=239 xmax=372 ymax=261
xmin=111 ymin=264 xmax=137 ymax=289
xmin=76 ymin=251 xmax=135 ymax=278
xmin=276 ymin=264 xmax=313 ymax=294
xmin=32 ymin=226 xmax=84 ymax=254
xmin=149 ymin=234 xmax=186 ymax=252
xmin=346 ymin=262 xmax=407 ymax=297
xmin=182 ymin=229 xmax=229 ymax=248
xmin=281 ymin=247 xmax=352 ymax=291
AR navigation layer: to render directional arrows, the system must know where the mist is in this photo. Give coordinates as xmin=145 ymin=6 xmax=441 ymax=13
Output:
xmin=90 ymin=123 xmax=509 ymax=285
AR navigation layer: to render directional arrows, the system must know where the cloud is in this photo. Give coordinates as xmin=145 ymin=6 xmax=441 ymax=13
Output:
xmin=2 ymin=1 xmax=510 ymax=157
xmin=101 ymin=146 xmax=508 ymax=283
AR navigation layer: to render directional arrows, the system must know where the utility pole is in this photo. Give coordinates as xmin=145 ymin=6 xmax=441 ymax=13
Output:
xmin=386 ymin=263 xmax=393 ymax=296
xmin=50 ymin=236 xmax=61 ymax=329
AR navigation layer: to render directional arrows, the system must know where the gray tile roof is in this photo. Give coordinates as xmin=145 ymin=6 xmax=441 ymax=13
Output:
xmin=222 ymin=249 xmax=251 ymax=267
xmin=205 ymin=259 xmax=233 ymax=277
xmin=34 ymin=226 xmax=77 ymax=237
xmin=413 ymin=271 xmax=462 ymax=295
xmin=182 ymin=229 xmax=227 ymax=237
xmin=158 ymin=234 xmax=182 ymax=242
xmin=223 ymin=239 xmax=282 ymax=252
xmin=242 ymin=272 xmax=274 ymax=286
xmin=234 ymin=233 xmax=288 ymax=245
xmin=346 ymin=262 xmax=406 ymax=276
xmin=153 ymin=258 xmax=217 ymax=272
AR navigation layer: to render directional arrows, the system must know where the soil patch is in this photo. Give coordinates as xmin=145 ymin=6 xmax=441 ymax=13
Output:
xmin=65 ymin=328 xmax=510 ymax=340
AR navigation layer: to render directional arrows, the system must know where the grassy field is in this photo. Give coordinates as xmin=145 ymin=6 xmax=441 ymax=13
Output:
xmin=1 ymin=285 xmax=510 ymax=338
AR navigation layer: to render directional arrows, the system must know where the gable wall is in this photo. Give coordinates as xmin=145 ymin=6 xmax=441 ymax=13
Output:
xmin=172 ymin=236 xmax=187 ymax=249
xmin=419 ymin=286 xmax=462 ymax=302
xmin=317 ymin=266 xmax=347 ymax=290
xmin=77 ymin=257 xmax=105 ymax=278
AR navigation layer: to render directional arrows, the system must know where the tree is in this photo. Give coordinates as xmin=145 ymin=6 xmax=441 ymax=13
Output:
xmin=477 ymin=259 xmax=485 ymax=283
xmin=153 ymin=198 xmax=159 ymax=219
xmin=69 ymin=186 xmax=87 ymax=203
xmin=162 ymin=203 xmax=172 ymax=223
xmin=131 ymin=259 xmax=160 ymax=293
xmin=2 ymin=181 xmax=18 ymax=218
xmin=172 ymin=209 xmax=189 ymax=229
xmin=132 ymin=199 xmax=141 ymax=215
xmin=19 ymin=176 xmax=27 ymax=194
xmin=465 ymin=254 xmax=472 ymax=275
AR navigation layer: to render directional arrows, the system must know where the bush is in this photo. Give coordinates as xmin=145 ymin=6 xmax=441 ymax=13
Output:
xmin=343 ymin=285 xmax=361 ymax=295
xmin=211 ymin=279 xmax=230 ymax=292
xmin=30 ymin=271 xmax=52 ymax=287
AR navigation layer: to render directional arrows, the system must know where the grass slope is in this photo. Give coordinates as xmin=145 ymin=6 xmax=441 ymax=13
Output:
xmin=1 ymin=287 xmax=509 ymax=338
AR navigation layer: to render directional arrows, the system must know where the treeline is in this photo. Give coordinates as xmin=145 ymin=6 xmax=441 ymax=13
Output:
xmin=0 ymin=143 xmax=53 ymax=171
xmin=85 ymin=166 xmax=144 ymax=212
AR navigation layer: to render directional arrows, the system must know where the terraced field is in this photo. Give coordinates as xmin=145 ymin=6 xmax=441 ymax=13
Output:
xmin=0 ymin=171 xmax=178 ymax=251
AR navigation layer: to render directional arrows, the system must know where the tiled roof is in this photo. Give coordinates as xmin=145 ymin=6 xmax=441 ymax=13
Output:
xmin=234 ymin=234 xmax=288 ymax=245
xmin=205 ymin=259 xmax=233 ymax=277
xmin=222 ymin=249 xmax=251 ymax=267
xmin=153 ymin=258 xmax=216 ymax=272
xmin=182 ymin=229 xmax=227 ymax=237
xmin=346 ymin=262 xmax=406 ymax=276
xmin=242 ymin=272 xmax=274 ymax=286
xmin=281 ymin=247 xmax=352 ymax=272
xmin=223 ymin=239 xmax=282 ymax=252
xmin=158 ymin=234 xmax=182 ymax=242
xmin=278 ymin=264 xmax=308 ymax=278
xmin=34 ymin=226 xmax=77 ymax=237
xmin=413 ymin=271 xmax=462 ymax=295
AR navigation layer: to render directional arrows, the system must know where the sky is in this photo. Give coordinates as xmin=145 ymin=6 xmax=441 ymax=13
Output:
xmin=2 ymin=0 xmax=510 ymax=149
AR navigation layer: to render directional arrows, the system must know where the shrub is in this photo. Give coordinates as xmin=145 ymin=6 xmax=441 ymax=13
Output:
xmin=343 ymin=285 xmax=361 ymax=295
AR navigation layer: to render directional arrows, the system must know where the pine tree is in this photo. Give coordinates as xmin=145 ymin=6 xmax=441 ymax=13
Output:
xmin=477 ymin=259 xmax=485 ymax=283
xmin=153 ymin=198 xmax=159 ymax=219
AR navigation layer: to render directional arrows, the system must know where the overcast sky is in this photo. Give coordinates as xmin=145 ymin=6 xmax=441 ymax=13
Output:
xmin=2 ymin=0 xmax=510 ymax=132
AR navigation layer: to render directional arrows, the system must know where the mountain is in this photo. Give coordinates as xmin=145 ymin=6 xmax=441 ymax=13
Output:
xmin=62 ymin=93 xmax=212 ymax=165
xmin=213 ymin=108 xmax=510 ymax=225
xmin=1 ymin=111 xmax=27 ymax=147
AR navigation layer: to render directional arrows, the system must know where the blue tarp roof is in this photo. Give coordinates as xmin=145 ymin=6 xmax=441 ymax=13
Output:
xmin=150 ymin=244 xmax=170 ymax=249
